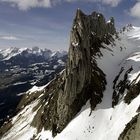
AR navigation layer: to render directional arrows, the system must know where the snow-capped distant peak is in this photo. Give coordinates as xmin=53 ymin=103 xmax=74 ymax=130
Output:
xmin=0 ymin=47 xmax=67 ymax=61
xmin=51 ymin=50 xmax=67 ymax=58
xmin=0 ymin=47 xmax=20 ymax=60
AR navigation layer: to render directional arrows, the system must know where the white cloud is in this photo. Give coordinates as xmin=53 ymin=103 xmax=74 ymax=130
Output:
xmin=0 ymin=35 xmax=20 ymax=40
xmin=66 ymin=0 xmax=122 ymax=7
xmin=130 ymin=1 xmax=140 ymax=18
xmin=1 ymin=0 xmax=51 ymax=11
xmin=1 ymin=0 xmax=122 ymax=11
xmin=101 ymin=0 xmax=122 ymax=7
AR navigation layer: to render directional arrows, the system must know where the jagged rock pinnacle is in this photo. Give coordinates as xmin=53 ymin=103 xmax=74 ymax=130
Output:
xmin=1 ymin=8 xmax=140 ymax=140
xmin=41 ymin=9 xmax=115 ymax=136
xmin=75 ymin=8 xmax=85 ymax=20
xmin=0 ymin=9 xmax=116 ymax=138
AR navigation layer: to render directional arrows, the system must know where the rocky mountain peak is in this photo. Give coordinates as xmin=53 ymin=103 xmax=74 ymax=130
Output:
xmin=3 ymin=9 xmax=137 ymax=140
xmin=72 ymin=10 xmax=116 ymax=50
xmin=0 ymin=9 xmax=116 ymax=138
xmin=40 ymin=9 xmax=115 ymax=136
xmin=75 ymin=8 xmax=85 ymax=20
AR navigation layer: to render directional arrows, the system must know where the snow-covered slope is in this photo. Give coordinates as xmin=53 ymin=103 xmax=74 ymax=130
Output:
xmin=1 ymin=10 xmax=140 ymax=140
xmin=23 ymin=26 xmax=140 ymax=140
xmin=50 ymin=26 xmax=140 ymax=140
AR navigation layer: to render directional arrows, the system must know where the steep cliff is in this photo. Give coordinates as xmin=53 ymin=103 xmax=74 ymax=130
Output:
xmin=1 ymin=9 xmax=140 ymax=140
xmin=0 ymin=9 xmax=116 ymax=138
xmin=42 ymin=9 xmax=118 ymax=136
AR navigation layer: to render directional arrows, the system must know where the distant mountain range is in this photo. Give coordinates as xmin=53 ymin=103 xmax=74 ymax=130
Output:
xmin=0 ymin=47 xmax=67 ymax=127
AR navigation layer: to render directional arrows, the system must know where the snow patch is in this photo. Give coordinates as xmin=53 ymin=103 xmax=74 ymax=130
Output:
xmin=28 ymin=85 xmax=46 ymax=95
xmin=2 ymin=100 xmax=39 ymax=140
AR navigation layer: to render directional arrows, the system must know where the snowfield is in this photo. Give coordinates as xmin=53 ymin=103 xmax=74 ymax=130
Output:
xmin=2 ymin=100 xmax=39 ymax=140
xmin=50 ymin=26 xmax=140 ymax=140
xmin=1 ymin=26 xmax=140 ymax=140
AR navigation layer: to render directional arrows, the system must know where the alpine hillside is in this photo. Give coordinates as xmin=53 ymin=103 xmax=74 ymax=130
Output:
xmin=0 ymin=47 xmax=67 ymax=127
xmin=0 ymin=9 xmax=140 ymax=140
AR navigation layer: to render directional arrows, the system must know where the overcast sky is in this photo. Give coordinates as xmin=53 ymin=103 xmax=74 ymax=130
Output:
xmin=0 ymin=0 xmax=140 ymax=50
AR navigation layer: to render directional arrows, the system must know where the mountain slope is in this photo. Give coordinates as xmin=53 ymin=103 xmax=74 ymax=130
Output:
xmin=0 ymin=47 xmax=67 ymax=127
xmin=0 ymin=10 xmax=140 ymax=140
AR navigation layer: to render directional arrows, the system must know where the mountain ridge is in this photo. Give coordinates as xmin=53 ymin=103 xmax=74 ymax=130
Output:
xmin=0 ymin=47 xmax=67 ymax=61
xmin=0 ymin=10 xmax=140 ymax=140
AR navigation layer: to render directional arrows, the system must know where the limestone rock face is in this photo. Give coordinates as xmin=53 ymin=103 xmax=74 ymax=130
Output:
xmin=0 ymin=9 xmax=116 ymax=138
xmin=41 ymin=9 xmax=115 ymax=136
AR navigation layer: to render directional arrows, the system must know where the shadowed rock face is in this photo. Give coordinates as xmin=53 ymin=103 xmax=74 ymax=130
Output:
xmin=41 ymin=9 xmax=115 ymax=136
xmin=0 ymin=9 xmax=116 ymax=138
xmin=119 ymin=114 xmax=140 ymax=140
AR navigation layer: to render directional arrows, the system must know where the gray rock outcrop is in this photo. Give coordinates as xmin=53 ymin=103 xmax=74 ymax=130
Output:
xmin=0 ymin=9 xmax=116 ymax=138
xmin=41 ymin=9 xmax=116 ymax=136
